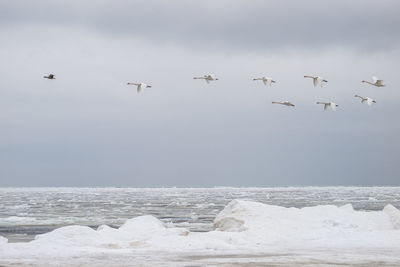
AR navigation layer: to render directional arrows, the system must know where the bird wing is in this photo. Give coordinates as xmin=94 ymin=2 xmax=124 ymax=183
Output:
xmin=263 ymin=79 xmax=268 ymax=85
xmin=331 ymin=103 xmax=337 ymax=111
xmin=376 ymin=80 xmax=383 ymax=85
xmin=324 ymin=104 xmax=329 ymax=110
xmin=128 ymin=83 xmax=140 ymax=86
xmin=313 ymin=77 xmax=318 ymax=87
xmin=137 ymin=84 xmax=142 ymax=93
xmin=372 ymin=76 xmax=378 ymax=83
xmin=205 ymin=79 xmax=210 ymax=84
xmin=317 ymin=77 xmax=324 ymax=87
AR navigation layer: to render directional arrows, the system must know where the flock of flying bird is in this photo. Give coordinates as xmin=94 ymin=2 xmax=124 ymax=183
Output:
xmin=43 ymin=73 xmax=385 ymax=111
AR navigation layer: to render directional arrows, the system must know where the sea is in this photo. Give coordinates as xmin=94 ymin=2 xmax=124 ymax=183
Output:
xmin=1 ymin=186 xmax=399 ymax=243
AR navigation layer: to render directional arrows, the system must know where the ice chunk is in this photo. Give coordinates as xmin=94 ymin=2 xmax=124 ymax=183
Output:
xmin=119 ymin=215 xmax=165 ymax=233
xmin=214 ymin=199 xmax=400 ymax=236
xmin=109 ymin=215 xmax=188 ymax=241
xmin=384 ymin=204 xmax=400 ymax=229
xmin=214 ymin=200 xmax=249 ymax=231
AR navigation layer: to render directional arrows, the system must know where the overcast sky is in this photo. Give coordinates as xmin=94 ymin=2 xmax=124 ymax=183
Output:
xmin=0 ymin=0 xmax=399 ymax=187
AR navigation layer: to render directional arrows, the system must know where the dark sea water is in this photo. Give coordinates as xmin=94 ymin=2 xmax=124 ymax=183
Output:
xmin=1 ymin=187 xmax=399 ymax=242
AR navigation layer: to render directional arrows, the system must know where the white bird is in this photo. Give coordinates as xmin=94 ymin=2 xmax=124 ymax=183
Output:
xmin=272 ymin=101 xmax=295 ymax=107
xmin=316 ymin=101 xmax=338 ymax=111
xmin=354 ymin=95 xmax=376 ymax=106
xmin=193 ymin=74 xmax=219 ymax=83
xmin=127 ymin=82 xmax=152 ymax=93
xmin=304 ymin=75 xmax=328 ymax=87
xmin=362 ymin=76 xmax=385 ymax=87
xmin=253 ymin=76 xmax=276 ymax=86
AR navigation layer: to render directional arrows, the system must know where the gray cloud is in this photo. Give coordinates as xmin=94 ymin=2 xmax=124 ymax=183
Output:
xmin=1 ymin=0 xmax=399 ymax=52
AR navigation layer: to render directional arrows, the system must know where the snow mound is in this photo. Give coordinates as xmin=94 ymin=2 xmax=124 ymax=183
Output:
xmin=215 ymin=200 xmax=400 ymax=232
xmin=32 ymin=215 xmax=189 ymax=249
xmin=33 ymin=225 xmax=105 ymax=247
xmin=384 ymin=204 xmax=400 ymax=229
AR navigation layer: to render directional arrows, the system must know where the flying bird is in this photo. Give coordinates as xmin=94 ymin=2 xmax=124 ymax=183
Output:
xmin=354 ymin=95 xmax=376 ymax=106
xmin=316 ymin=101 xmax=338 ymax=111
xmin=43 ymin=74 xmax=56 ymax=79
xmin=127 ymin=82 xmax=152 ymax=93
xmin=304 ymin=75 xmax=328 ymax=87
xmin=362 ymin=76 xmax=385 ymax=87
xmin=253 ymin=76 xmax=276 ymax=86
xmin=272 ymin=101 xmax=295 ymax=107
xmin=193 ymin=74 xmax=218 ymax=83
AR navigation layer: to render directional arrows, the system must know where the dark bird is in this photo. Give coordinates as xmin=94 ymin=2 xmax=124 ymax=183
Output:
xmin=43 ymin=74 xmax=56 ymax=79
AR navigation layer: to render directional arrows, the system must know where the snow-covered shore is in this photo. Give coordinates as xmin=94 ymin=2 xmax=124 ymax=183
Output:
xmin=1 ymin=199 xmax=400 ymax=266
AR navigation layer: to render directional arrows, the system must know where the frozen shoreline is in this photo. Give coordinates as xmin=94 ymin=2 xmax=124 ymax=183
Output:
xmin=2 ymin=186 xmax=400 ymax=243
xmin=1 ymin=199 xmax=400 ymax=266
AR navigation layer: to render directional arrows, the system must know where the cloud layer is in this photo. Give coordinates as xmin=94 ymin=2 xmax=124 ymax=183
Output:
xmin=1 ymin=0 xmax=399 ymax=52
xmin=0 ymin=0 xmax=399 ymax=186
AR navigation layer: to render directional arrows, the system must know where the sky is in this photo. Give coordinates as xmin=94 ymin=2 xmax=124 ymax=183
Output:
xmin=0 ymin=0 xmax=399 ymax=187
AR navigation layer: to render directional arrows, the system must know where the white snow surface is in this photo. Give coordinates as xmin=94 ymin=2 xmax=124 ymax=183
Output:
xmin=1 ymin=199 xmax=400 ymax=266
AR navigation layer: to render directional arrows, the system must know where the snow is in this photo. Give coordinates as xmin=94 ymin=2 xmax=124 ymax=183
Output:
xmin=384 ymin=204 xmax=400 ymax=229
xmin=214 ymin=200 xmax=398 ymax=233
xmin=0 ymin=236 xmax=7 ymax=244
xmin=1 ymin=199 xmax=400 ymax=266
xmin=212 ymin=200 xmax=400 ymax=250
